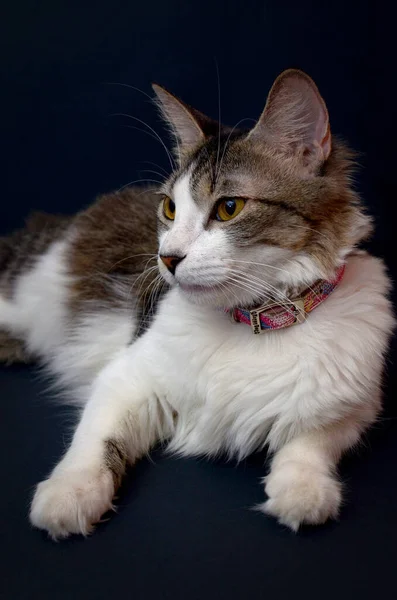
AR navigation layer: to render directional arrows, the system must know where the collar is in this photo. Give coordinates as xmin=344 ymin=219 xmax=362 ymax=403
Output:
xmin=229 ymin=264 xmax=345 ymax=334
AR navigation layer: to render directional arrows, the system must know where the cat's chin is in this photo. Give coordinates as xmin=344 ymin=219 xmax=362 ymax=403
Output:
xmin=176 ymin=281 xmax=231 ymax=307
xmin=178 ymin=282 xmax=222 ymax=294
xmin=176 ymin=281 xmax=257 ymax=310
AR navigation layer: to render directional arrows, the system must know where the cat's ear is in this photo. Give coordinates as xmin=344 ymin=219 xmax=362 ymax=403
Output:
xmin=152 ymin=84 xmax=216 ymax=154
xmin=249 ymin=69 xmax=331 ymax=167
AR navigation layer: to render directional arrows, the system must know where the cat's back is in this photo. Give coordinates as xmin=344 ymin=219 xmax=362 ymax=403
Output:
xmin=0 ymin=212 xmax=71 ymax=298
xmin=0 ymin=186 xmax=161 ymax=380
xmin=67 ymin=187 xmax=159 ymax=308
xmin=1 ymin=187 xmax=159 ymax=298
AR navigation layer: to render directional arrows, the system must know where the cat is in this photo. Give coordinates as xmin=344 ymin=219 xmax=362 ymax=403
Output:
xmin=0 ymin=69 xmax=394 ymax=539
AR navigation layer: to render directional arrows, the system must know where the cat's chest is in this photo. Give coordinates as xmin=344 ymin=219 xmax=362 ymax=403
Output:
xmin=149 ymin=290 xmax=306 ymax=456
xmin=139 ymin=255 xmax=393 ymax=457
xmin=152 ymin=290 xmax=300 ymax=403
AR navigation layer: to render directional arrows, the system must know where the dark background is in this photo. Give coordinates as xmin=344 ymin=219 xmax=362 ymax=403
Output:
xmin=1 ymin=2 xmax=396 ymax=599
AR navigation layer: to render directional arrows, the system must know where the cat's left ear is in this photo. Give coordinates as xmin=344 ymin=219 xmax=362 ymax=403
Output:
xmin=249 ymin=69 xmax=331 ymax=168
xmin=152 ymin=84 xmax=217 ymax=156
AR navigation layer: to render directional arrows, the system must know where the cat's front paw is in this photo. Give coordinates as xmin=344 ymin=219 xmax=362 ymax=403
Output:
xmin=261 ymin=460 xmax=342 ymax=531
xmin=30 ymin=468 xmax=115 ymax=539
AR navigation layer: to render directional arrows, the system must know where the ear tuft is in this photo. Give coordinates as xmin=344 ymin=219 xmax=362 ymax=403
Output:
xmin=249 ymin=69 xmax=331 ymax=166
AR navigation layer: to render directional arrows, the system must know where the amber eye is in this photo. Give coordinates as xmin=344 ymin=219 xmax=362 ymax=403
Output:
xmin=163 ymin=196 xmax=176 ymax=220
xmin=215 ymin=198 xmax=246 ymax=222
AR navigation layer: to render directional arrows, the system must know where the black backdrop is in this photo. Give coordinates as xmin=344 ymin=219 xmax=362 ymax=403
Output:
xmin=1 ymin=2 xmax=397 ymax=599
xmin=1 ymin=0 xmax=394 ymax=248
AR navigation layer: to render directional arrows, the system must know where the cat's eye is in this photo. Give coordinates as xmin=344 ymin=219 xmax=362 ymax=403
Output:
xmin=215 ymin=198 xmax=246 ymax=222
xmin=163 ymin=196 xmax=176 ymax=220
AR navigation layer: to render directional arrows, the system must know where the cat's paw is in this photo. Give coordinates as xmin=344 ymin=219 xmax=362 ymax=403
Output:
xmin=261 ymin=460 xmax=342 ymax=531
xmin=30 ymin=468 xmax=115 ymax=539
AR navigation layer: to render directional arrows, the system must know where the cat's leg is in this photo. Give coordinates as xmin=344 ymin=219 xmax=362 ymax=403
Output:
xmin=30 ymin=344 xmax=170 ymax=539
xmin=262 ymin=408 xmax=377 ymax=531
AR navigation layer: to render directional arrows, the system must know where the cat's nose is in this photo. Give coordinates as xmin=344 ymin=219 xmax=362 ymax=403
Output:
xmin=160 ymin=254 xmax=185 ymax=275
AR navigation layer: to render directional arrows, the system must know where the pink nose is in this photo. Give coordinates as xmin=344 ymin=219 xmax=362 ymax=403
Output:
xmin=160 ymin=255 xmax=185 ymax=275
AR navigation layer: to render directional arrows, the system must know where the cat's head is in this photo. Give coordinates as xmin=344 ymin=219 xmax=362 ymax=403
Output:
xmin=153 ymin=69 xmax=371 ymax=309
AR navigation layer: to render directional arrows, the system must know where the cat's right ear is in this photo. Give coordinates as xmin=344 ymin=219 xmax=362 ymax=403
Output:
xmin=152 ymin=84 xmax=215 ymax=156
xmin=248 ymin=69 xmax=331 ymax=170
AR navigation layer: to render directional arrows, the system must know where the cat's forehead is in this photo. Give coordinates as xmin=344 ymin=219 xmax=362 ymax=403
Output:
xmin=169 ymin=133 xmax=278 ymax=206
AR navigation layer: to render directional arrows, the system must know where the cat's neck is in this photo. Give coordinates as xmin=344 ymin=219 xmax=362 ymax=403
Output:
xmin=236 ymin=255 xmax=345 ymax=312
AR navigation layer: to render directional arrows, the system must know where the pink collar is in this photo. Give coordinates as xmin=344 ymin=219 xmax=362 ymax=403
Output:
xmin=229 ymin=265 xmax=346 ymax=334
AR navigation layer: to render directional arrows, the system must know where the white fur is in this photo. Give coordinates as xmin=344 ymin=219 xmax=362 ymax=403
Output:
xmin=0 ymin=241 xmax=72 ymax=354
xmin=3 ymin=177 xmax=392 ymax=538
xmin=159 ymin=174 xmax=298 ymax=308
xmin=30 ymin=467 xmax=114 ymax=539
xmin=29 ymin=250 xmax=394 ymax=537
xmin=0 ymin=238 xmax=136 ymax=399
xmin=51 ymin=308 xmax=136 ymax=401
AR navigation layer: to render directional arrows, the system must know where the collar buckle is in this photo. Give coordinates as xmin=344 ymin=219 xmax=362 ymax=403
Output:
xmin=249 ymin=297 xmax=306 ymax=334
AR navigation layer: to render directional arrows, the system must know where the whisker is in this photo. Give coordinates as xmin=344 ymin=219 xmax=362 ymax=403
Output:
xmin=117 ymin=179 xmax=162 ymax=192
xmin=116 ymin=178 xmax=162 ymax=193
xmin=214 ymin=60 xmax=222 ymax=186
xmin=232 ymin=269 xmax=293 ymax=303
xmin=228 ymin=276 xmax=316 ymax=338
xmin=134 ymin=187 xmax=162 ymax=198
xmin=217 ymin=281 xmax=232 ymax=307
xmin=228 ymin=268 xmax=290 ymax=301
xmin=121 ymin=123 xmax=172 ymax=153
xmin=139 ymin=169 xmax=167 ymax=180
xmin=226 ymin=258 xmax=292 ymax=277
xmin=228 ymin=258 xmax=319 ymax=308
xmin=139 ymin=161 xmax=169 ymax=177
xmin=227 ymin=273 xmax=305 ymax=316
xmin=149 ymin=276 xmax=165 ymax=317
xmin=203 ymin=273 xmax=241 ymax=309
xmin=111 ymin=113 xmax=175 ymax=170
xmin=140 ymin=256 xmax=160 ymax=281
xmin=107 ymin=254 xmax=157 ymax=273
xmin=226 ymin=258 xmax=323 ymax=303
xmin=129 ymin=265 xmax=159 ymax=303
xmin=219 ymin=279 xmax=242 ymax=308
xmin=232 ymin=271 xmax=320 ymax=339
xmin=138 ymin=274 xmax=165 ymax=332
xmin=225 ymin=275 xmax=267 ymax=298
xmin=104 ymin=82 xmax=154 ymax=101
xmin=215 ymin=117 xmax=256 ymax=183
